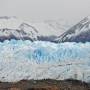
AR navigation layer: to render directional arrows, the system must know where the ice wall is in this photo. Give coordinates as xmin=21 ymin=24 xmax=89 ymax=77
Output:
xmin=0 ymin=40 xmax=90 ymax=63
xmin=0 ymin=40 xmax=90 ymax=82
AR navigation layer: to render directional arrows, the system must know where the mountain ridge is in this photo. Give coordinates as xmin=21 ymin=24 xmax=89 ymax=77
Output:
xmin=55 ymin=16 xmax=90 ymax=43
xmin=0 ymin=16 xmax=70 ymax=42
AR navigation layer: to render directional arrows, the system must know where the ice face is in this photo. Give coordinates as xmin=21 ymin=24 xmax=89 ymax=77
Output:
xmin=0 ymin=40 xmax=90 ymax=63
xmin=0 ymin=40 xmax=90 ymax=82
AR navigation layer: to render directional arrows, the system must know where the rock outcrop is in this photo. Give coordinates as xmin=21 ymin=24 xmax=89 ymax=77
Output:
xmin=0 ymin=79 xmax=89 ymax=90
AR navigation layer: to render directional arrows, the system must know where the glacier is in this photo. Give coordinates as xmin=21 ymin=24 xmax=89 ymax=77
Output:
xmin=0 ymin=40 xmax=90 ymax=82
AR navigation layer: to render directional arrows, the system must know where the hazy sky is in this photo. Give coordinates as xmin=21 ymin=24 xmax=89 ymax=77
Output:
xmin=0 ymin=0 xmax=90 ymax=24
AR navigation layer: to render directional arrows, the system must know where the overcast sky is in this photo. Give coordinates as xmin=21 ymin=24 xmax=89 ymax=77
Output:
xmin=0 ymin=0 xmax=90 ymax=24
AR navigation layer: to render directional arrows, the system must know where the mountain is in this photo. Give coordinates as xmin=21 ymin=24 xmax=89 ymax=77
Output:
xmin=0 ymin=16 xmax=70 ymax=42
xmin=55 ymin=16 xmax=90 ymax=43
xmin=0 ymin=16 xmax=39 ymax=41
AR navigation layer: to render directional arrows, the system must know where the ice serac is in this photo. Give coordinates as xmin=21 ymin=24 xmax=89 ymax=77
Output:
xmin=56 ymin=16 xmax=90 ymax=43
xmin=0 ymin=16 xmax=69 ymax=42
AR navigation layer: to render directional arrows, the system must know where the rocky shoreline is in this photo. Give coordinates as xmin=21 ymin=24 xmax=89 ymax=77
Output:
xmin=0 ymin=79 xmax=90 ymax=90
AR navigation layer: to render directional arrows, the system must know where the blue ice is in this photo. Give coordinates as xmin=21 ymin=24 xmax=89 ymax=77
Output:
xmin=0 ymin=39 xmax=90 ymax=64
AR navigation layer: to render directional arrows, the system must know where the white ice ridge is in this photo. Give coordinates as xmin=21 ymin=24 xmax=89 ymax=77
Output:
xmin=0 ymin=40 xmax=90 ymax=82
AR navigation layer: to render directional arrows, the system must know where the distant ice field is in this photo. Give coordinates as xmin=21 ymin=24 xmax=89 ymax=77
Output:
xmin=0 ymin=40 xmax=90 ymax=82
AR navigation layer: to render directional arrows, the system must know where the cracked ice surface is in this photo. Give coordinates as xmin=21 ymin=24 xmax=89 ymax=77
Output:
xmin=0 ymin=40 xmax=90 ymax=82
